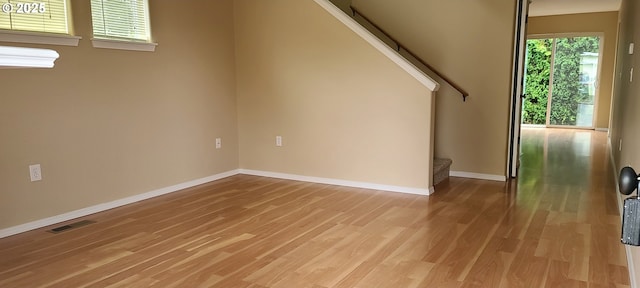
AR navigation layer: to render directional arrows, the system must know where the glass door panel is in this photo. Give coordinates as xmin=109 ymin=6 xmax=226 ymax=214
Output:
xmin=522 ymin=39 xmax=552 ymax=125
xmin=549 ymin=36 xmax=600 ymax=127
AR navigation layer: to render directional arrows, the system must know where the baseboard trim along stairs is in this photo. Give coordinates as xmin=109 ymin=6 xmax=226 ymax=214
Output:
xmin=239 ymin=169 xmax=434 ymax=196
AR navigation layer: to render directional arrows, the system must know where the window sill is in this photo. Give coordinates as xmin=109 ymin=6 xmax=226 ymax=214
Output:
xmin=91 ymin=38 xmax=157 ymax=52
xmin=0 ymin=30 xmax=81 ymax=46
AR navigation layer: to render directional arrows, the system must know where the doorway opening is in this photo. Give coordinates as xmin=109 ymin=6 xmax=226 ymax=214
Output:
xmin=522 ymin=35 xmax=603 ymax=129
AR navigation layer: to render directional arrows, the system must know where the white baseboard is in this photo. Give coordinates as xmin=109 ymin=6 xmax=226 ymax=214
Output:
xmin=0 ymin=168 xmax=434 ymax=239
xmin=607 ymin=138 xmax=637 ymax=288
xmin=521 ymin=125 xmax=609 ymax=133
xmin=0 ymin=169 xmax=240 ymax=239
xmin=626 ymin=226 xmax=637 ymax=288
xmin=449 ymin=171 xmax=506 ymax=182
xmin=239 ymin=169 xmax=433 ymax=196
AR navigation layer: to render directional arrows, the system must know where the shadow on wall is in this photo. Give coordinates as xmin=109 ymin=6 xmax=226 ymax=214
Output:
xmin=329 ymin=0 xmax=353 ymax=14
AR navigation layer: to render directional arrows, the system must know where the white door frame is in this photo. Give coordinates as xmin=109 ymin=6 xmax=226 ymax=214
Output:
xmin=507 ymin=0 xmax=529 ymax=178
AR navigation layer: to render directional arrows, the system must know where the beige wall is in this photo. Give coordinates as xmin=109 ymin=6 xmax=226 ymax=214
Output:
xmin=351 ymin=0 xmax=517 ymax=177
xmin=235 ymin=0 xmax=435 ymax=189
xmin=0 ymin=0 xmax=239 ymax=229
xmin=528 ymin=12 xmax=619 ymax=129
xmin=329 ymin=0 xmax=353 ymax=14
xmin=610 ymin=0 xmax=640 ymax=283
xmin=0 ymin=0 xmax=439 ymax=231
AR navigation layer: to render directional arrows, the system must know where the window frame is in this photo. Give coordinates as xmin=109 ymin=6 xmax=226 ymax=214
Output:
xmin=0 ymin=0 xmax=80 ymax=46
xmin=89 ymin=0 xmax=157 ymax=52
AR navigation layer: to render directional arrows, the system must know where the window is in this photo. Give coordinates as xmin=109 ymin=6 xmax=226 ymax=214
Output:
xmin=0 ymin=0 xmax=79 ymax=46
xmin=0 ymin=0 xmax=69 ymax=34
xmin=90 ymin=0 xmax=156 ymax=51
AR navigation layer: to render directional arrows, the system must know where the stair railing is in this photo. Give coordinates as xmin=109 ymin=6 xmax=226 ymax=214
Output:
xmin=351 ymin=7 xmax=469 ymax=101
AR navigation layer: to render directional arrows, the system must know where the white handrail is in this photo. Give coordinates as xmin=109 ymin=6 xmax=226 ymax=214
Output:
xmin=312 ymin=0 xmax=440 ymax=93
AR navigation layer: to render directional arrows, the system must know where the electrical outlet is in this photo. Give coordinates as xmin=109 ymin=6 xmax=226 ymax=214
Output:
xmin=216 ymin=138 xmax=222 ymax=149
xmin=276 ymin=136 xmax=283 ymax=147
xmin=29 ymin=164 xmax=42 ymax=182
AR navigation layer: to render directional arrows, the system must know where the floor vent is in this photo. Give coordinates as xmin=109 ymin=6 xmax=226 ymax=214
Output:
xmin=48 ymin=220 xmax=96 ymax=234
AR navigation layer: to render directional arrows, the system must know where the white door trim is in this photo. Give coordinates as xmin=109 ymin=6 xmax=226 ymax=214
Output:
xmin=507 ymin=0 xmax=529 ymax=178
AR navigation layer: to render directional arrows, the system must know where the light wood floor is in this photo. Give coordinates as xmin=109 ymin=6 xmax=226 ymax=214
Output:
xmin=0 ymin=128 xmax=630 ymax=287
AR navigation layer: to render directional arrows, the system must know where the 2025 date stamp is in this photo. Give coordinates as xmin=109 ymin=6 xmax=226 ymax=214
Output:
xmin=1 ymin=2 xmax=46 ymax=14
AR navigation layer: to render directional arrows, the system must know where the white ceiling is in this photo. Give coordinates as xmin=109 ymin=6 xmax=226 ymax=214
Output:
xmin=529 ymin=0 xmax=621 ymax=17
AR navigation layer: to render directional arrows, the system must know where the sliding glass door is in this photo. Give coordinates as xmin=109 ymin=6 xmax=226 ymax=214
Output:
xmin=522 ymin=35 xmax=601 ymax=128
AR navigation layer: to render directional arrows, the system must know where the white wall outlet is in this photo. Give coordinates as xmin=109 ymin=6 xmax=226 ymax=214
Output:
xmin=276 ymin=136 xmax=283 ymax=147
xmin=215 ymin=138 xmax=222 ymax=149
xmin=630 ymin=43 xmax=634 ymax=55
xmin=29 ymin=164 xmax=42 ymax=182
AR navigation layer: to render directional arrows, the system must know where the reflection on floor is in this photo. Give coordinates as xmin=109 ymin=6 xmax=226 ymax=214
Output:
xmin=513 ymin=127 xmax=627 ymax=286
xmin=0 ymin=128 xmax=630 ymax=287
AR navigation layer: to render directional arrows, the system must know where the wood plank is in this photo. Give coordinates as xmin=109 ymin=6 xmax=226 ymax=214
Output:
xmin=0 ymin=128 xmax=630 ymax=287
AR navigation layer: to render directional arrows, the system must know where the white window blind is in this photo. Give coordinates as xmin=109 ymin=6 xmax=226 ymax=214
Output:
xmin=0 ymin=0 xmax=69 ymax=34
xmin=90 ymin=0 xmax=150 ymax=42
